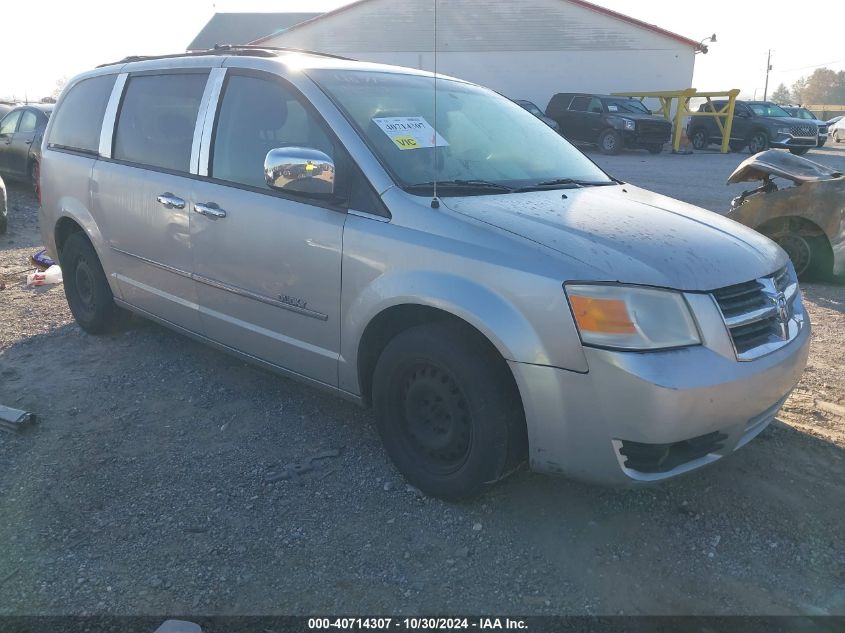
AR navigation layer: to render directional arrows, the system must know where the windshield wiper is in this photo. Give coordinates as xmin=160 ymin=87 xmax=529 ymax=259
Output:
xmin=404 ymin=179 xmax=516 ymax=194
xmin=513 ymin=178 xmax=614 ymax=192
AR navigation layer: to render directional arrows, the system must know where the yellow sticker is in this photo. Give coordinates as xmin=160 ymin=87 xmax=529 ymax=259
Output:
xmin=305 ymin=162 xmax=315 ymax=171
xmin=392 ymin=135 xmax=420 ymax=150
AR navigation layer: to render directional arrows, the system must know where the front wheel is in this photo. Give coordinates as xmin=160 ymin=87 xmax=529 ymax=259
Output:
xmin=690 ymin=128 xmax=709 ymax=150
xmin=60 ymin=232 xmax=130 ymax=334
xmin=372 ymin=322 xmax=526 ymax=500
xmin=789 ymin=147 xmax=811 ymax=156
xmin=747 ymin=131 xmax=769 ymax=154
xmin=598 ymin=129 xmax=623 ymax=155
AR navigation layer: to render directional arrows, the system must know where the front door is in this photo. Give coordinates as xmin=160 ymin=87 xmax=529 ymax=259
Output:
xmin=191 ymin=72 xmax=345 ymax=386
xmin=0 ymin=110 xmax=21 ymax=173
xmin=92 ymin=71 xmax=209 ymax=331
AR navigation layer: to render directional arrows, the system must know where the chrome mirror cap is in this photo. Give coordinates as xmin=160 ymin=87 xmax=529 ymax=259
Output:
xmin=264 ymin=147 xmax=335 ymax=197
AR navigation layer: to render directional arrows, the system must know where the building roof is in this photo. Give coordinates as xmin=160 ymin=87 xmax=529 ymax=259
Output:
xmin=188 ymin=13 xmax=322 ymax=51
xmin=250 ymin=0 xmax=704 ymax=52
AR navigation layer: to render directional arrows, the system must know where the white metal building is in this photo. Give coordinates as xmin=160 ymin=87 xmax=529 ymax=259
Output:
xmin=252 ymin=0 xmax=703 ymax=111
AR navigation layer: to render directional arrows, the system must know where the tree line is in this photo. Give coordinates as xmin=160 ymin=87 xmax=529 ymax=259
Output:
xmin=770 ymin=68 xmax=845 ymax=105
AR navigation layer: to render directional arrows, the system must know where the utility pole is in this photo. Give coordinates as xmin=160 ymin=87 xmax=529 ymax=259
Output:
xmin=763 ymin=49 xmax=772 ymax=101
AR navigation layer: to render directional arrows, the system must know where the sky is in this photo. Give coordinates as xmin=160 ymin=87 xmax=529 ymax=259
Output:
xmin=2 ymin=0 xmax=843 ymax=102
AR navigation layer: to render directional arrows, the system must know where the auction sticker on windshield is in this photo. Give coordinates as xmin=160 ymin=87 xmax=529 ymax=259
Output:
xmin=373 ymin=116 xmax=449 ymax=150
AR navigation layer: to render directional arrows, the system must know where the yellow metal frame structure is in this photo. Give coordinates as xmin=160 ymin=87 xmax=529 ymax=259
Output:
xmin=611 ymin=89 xmax=741 ymax=153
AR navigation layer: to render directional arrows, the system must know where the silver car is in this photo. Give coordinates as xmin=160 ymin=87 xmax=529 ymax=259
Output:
xmin=39 ymin=48 xmax=810 ymax=499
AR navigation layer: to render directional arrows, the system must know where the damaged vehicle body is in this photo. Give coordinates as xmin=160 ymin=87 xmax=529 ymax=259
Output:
xmin=728 ymin=150 xmax=845 ymax=280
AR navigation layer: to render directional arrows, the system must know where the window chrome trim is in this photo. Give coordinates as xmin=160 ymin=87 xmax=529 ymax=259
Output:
xmin=98 ymin=73 xmax=127 ymax=158
xmin=196 ymin=67 xmax=227 ymax=176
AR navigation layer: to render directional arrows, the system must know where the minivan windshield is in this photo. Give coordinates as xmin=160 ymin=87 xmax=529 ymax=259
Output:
xmin=309 ymin=70 xmax=613 ymax=194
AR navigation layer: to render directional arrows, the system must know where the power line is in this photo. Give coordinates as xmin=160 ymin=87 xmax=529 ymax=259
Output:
xmin=773 ymin=57 xmax=845 ymax=74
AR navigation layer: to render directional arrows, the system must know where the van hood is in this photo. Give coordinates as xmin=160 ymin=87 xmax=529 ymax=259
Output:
xmin=442 ymin=184 xmax=787 ymax=291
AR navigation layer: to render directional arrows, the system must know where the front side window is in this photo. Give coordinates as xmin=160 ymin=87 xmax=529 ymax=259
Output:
xmin=310 ymin=70 xmax=611 ymax=193
xmin=212 ymin=74 xmax=334 ymax=190
xmin=748 ymin=103 xmax=790 ymax=118
xmin=0 ymin=111 xmax=21 ymax=135
xmin=114 ymin=73 xmax=207 ymax=172
xmin=568 ymin=96 xmax=590 ymax=112
xmin=19 ymin=111 xmax=37 ymax=133
xmin=48 ymin=74 xmax=116 ymax=153
xmin=603 ymin=99 xmax=650 ymax=115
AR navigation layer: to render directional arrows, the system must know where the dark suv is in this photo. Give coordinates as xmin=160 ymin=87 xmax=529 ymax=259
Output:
xmin=546 ymin=93 xmax=672 ymax=154
xmin=687 ymin=101 xmax=817 ymax=155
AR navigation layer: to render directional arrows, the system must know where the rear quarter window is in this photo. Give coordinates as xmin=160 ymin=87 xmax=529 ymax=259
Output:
xmin=48 ymin=74 xmax=117 ymax=153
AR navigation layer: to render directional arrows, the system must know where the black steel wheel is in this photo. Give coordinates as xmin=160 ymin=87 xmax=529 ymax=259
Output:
xmin=372 ymin=321 xmax=526 ymax=499
xmin=60 ymin=232 xmax=130 ymax=333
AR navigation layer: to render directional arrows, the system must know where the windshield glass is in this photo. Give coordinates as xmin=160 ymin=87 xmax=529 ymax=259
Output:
xmin=602 ymin=98 xmax=651 ymax=114
xmin=749 ymin=103 xmax=791 ymax=117
xmin=309 ymin=70 xmax=612 ymax=193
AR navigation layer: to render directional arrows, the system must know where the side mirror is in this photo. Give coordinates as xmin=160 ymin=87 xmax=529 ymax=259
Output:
xmin=264 ymin=147 xmax=335 ymax=198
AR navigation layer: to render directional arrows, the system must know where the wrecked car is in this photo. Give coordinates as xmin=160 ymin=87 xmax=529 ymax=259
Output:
xmin=727 ymin=150 xmax=844 ymax=280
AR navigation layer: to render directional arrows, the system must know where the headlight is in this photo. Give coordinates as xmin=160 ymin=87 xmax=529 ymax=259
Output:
xmin=777 ymin=127 xmax=791 ymax=135
xmin=565 ymin=284 xmax=701 ymax=351
xmin=622 ymin=118 xmax=636 ymax=131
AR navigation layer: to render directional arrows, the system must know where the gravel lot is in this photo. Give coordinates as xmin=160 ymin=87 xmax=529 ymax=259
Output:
xmin=1 ymin=144 xmax=844 ymax=617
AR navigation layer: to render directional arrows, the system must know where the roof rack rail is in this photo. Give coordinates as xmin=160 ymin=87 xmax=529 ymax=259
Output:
xmin=97 ymin=45 xmax=353 ymax=68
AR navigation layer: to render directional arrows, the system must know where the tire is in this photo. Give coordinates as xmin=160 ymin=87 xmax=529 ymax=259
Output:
xmin=644 ymin=144 xmax=663 ymax=154
xmin=834 ymin=130 xmax=842 ymax=143
xmin=372 ymin=321 xmax=527 ymax=500
xmin=59 ymin=232 xmax=130 ymax=334
xmin=789 ymin=147 xmax=811 ymax=156
xmin=598 ymin=129 xmax=623 ymax=155
xmin=29 ymin=161 xmax=39 ymax=199
xmin=747 ymin=130 xmax=769 ymax=154
xmin=690 ymin=128 xmax=709 ymax=150
xmin=0 ymin=176 xmax=6 ymax=235
xmin=774 ymin=231 xmax=833 ymax=281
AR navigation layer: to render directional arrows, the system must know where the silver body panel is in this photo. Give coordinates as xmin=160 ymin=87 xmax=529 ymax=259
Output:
xmin=39 ymin=52 xmax=811 ymax=485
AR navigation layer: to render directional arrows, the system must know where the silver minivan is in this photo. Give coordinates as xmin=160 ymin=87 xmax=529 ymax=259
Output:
xmin=40 ymin=48 xmax=810 ymax=499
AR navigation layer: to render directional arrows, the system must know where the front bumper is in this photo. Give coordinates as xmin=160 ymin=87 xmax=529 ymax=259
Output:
xmin=771 ymin=133 xmax=816 ymax=149
xmin=511 ymin=314 xmax=810 ymax=486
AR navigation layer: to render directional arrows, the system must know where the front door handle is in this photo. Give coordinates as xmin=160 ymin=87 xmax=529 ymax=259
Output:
xmin=156 ymin=192 xmax=186 ymax=209
xmin=194 ymin=202 xmax=227 ymax=219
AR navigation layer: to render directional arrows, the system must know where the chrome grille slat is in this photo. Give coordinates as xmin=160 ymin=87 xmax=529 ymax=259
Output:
xmin=712 ymin=266 xmax=803 ymax=361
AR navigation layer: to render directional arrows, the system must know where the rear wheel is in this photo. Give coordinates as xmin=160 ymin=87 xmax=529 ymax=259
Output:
xmin=29 ymin=161 xmax=39 ymax=199
xmin=372 ymin=321 xmax=526 ymax=500
xmin=59 ymin=232 xmax=130 ymax=333
xmin=690 ymin=128 xmax=709 ymax=150
xmin=598 ymin=129 xmax=623 ymax=155
xmin=747 ymin=131 xmax=769 ymax=154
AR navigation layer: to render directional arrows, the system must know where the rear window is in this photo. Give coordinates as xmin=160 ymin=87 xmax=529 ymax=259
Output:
xmin=48 ymin=74 xmax=116 ymax=153
xmin=113 ymin=73 xmax=207 ymax=172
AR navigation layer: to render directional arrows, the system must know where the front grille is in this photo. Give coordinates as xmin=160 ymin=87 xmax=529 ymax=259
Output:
xmin=712 ymin=266 xmax=800 ymax=360
xmin=636 ymin=119 xmax=671 ymax=141
xmin=618 ymin=431 xmax=728 ymax=474
xmin=789 ymin=125 xmax=816 ymax=138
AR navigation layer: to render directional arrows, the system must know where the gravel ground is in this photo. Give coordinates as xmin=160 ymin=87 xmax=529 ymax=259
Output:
xmin=0 ymin=150 xmax=844 ymax=617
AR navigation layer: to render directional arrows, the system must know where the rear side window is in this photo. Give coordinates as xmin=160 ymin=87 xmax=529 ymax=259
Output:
xmin=19 ymin=111 xmax=37 ymax=133
xmin=114 ymin=73 xmax=207 ymax=173
xmin=48 ymin=74 xmax=116 ymax=153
